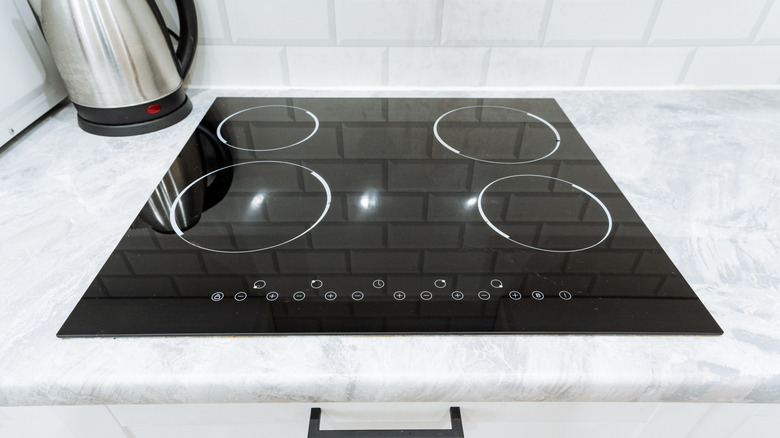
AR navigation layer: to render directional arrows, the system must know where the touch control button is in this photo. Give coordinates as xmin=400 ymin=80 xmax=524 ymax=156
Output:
xmin=420 ymin=291 xmax=433 ymax=300
xmin=559 ymin=290 xmax=573 ymax=300
xmin=324 ymin=291 xmax=337 ymax=301
xmin=434 ymin=279 xmax=447 ymax=288
xmin=509 ymin=290 xmax=522 ymax=300
xmin=293 ymin=291 xmax=306 ymax=301
xmin=253 ymin=280 xmax=266 ymax=289
xmin=311 ymin=280 xmax=323 ymax=289
xmin=211 ymin=292 xmax=224 ymax=302
xmin=266 ymin=291 xmax=279 ymax=301
xmin=532 ymin=291 xmax=544 ymax=300
xmin=478 ymin=291 xmax=491 ymax=300
xmin=451 ymin=291 xmax=464 ymax=300
xmin=352 ymin=291 xmax=364 ymax=301
xmin=234 ymin=291 xmax=247 ymax=302
xmin=372 ymin=279 xmax=385 ymax=289
xmin=393 ymin=291 xmax=406 ymax=301
xmin=490 ymin=279 xmax=503 ymax=288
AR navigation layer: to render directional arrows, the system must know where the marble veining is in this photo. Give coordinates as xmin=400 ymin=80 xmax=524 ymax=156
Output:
xmin=1 ymin=89 xmax=780 ymax=406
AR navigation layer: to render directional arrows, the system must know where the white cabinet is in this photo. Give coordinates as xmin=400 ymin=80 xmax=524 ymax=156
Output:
xmin=2 ymin=402 xmax=780 ymax=438
xmin=108 ymin=403 xmax=311 ymax=438
xmin=0 ymin=406 xmax=125 ymax=438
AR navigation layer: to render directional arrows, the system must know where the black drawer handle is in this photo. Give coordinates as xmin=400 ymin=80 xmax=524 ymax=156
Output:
xmin=307 ymin=407 xmax=464 ymax=438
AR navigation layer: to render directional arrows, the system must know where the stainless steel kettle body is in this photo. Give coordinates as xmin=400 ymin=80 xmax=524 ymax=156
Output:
xmin=28 ymin=0 xmax=198 ymax=136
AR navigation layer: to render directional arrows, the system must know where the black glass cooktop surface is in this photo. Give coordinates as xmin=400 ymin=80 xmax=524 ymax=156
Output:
xmin=58 ymin=97 xmax=722 ymax=336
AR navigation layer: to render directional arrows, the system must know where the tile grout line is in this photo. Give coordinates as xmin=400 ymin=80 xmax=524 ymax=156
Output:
xmin=642 ymin=0 xmax=665 ymax=45
xmin=280 ymin=47 xmax=291 ymax=86
xmin=327 ymin=0 xmax=337 ymax=45
xmin=382 ymin=47 xmax=389 ymax=86
xmin=434 ymin=0 xmax=444 ymax=46
xmin=675 ymin=46 xmax=698 ymax=85
xmin=217 ymin=0 xmax=233 ymax=44
xmin=538 ymin=0 xmax=555 ymax=46
xmin=578 ymin=47 xmax=595 ymax=86
xmin=480 ymin=48 xmax=493 ymax=86
xmin=748 ymin=0 xmax=775 ymax=43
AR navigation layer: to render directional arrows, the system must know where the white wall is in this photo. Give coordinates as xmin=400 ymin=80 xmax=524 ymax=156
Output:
xmin=167 ymin=0 xmax=780 ymax=88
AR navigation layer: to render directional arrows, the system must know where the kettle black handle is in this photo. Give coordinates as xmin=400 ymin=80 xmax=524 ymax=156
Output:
xmin=173 ymin=0 xmax=198 ymax=77
xmin=148 ymin=0 xmax=198 ymax=78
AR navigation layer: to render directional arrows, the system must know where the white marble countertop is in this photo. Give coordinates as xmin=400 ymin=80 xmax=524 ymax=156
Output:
xmin=1 ymin=88 xmax=779 ymax=406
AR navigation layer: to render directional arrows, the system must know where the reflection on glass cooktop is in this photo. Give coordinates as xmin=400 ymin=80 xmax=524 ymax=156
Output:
xmin=58 ymin=98 xmax=723 ymax=337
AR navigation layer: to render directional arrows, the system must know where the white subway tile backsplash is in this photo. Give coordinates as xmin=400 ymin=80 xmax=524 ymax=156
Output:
xmin=181 ymin=0 xmax=780 ymax=88
xmin=487 ymin=48 xmax=591 ymax=86
xmin=225 ymin=0 xmax=331 ymax=43
xmin=388 ymin=47 xmax=488 ymax=86
xmin=755 ymin=1 xmax=780 ymax=43
xmin=286 ymin=47 xmax=386 ymax=86
xmin=158 ymin=0 xmax=229 ymax=43
xmin=188 ymin=45 xmax=285 ymax=87
xmin=440 ymin=0 xmax=548 ymax=45
xmin=683 ymin=46 xmax=780 ymax=85
xmin=545 ymin=0 xmax=657 ymax=45
xmin=335 ymin=0 xmax=438 ymax=44
xmin=731 ymin=416 xmax=780 ymax=438
xmin=585 ymin=47 xmax=693 ymax=86
xmin=649 ymin=0 xmax=767 ymax=43
xmin=195 ymin=0 xmax=230 ymax=43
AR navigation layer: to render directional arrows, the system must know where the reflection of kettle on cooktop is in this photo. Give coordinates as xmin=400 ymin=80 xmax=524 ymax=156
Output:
xmin=28 ymin=0 xmax=198 ymax=136
xmin=136 ymin=123 xmax=233 ymax=234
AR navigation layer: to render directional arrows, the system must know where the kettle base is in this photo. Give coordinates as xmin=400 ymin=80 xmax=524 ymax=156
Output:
xmin=77 ymin=97 xmax=193 ymax=137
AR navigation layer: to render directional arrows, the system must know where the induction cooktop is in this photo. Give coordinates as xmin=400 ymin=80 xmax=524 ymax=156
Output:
xmin=58 ymin=97 xmax=723 ymax=337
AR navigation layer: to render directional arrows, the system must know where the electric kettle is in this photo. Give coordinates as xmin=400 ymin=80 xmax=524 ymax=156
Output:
xmin=28 ymin=0 xmax=198 ymax=136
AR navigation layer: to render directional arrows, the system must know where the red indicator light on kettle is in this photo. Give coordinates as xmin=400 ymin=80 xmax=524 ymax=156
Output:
xmin=146 ymin=104 xmax=162 ymax=114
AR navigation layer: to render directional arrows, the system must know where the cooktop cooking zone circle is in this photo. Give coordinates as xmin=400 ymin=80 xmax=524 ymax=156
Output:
xmin=478 ymin=174 xmax=612 ymax=253
xmin=170 ymin=161 xmax=331 ymax=253
xmin=433 ymin=105 xmax=561 ymax=164
xmin=217 ymin=105 xmax=320 ymax=152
